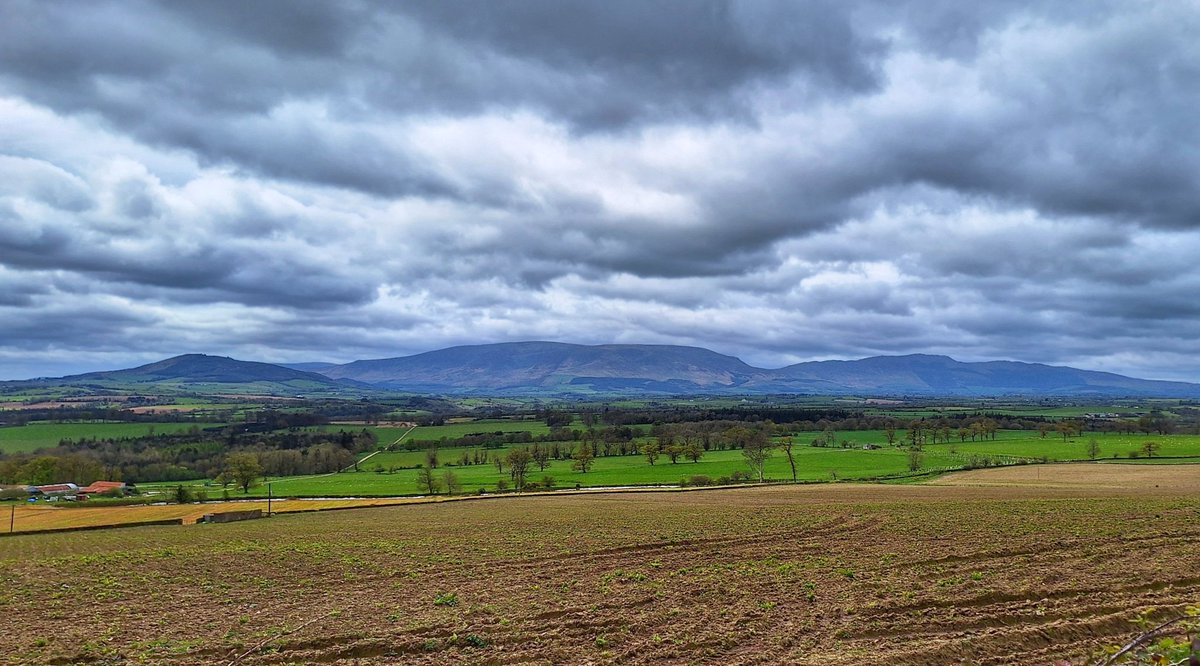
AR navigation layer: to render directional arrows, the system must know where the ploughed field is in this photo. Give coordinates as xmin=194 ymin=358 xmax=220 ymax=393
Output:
xmin=3 ymin=465 xmax=1199 ymax=665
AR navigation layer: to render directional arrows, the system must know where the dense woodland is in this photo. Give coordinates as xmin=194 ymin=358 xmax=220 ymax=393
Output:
xmin=0 ymin=425 xmax=377 ymax=486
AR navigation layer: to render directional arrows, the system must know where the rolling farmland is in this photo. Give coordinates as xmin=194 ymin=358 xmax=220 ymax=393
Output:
xmin=2 ymin=465 xmax=1198 ymax=665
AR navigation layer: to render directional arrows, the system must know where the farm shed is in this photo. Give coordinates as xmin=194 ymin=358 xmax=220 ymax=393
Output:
xmin=34 ymin=483 xmax=79 ymax=498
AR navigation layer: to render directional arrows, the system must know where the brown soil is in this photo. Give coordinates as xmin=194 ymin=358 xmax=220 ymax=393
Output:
xmin=2 ymin=468 xmax=1198 ymax=665
xmin=931 ymin=461 xmax=1199 ymax=492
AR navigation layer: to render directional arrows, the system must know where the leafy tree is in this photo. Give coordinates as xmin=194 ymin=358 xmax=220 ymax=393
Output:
xmin=1141 ymin=440 xmax=1160 ymax=458
xmin=640 ymin=441 xmax=660 ymax=465
xmin=684 ymin=441 xmax=704 ymax=463
xmin=982 ymin=419 xmax=999 ymax=440
xmin=18 ymin=457 xmax=58 ymax=485
xmin=665 ymin=443 xmax=683 ymax=464
xmin=572 ymin=442 xmax=595 ymax=473
xmin=425 ymin=446 xmax=440 ymax=469
xmin=225 ymin=452 xmax=262 ymax=494
xmin=1086 ymin=438 xmax=1102 ymax=460
xmin=884 ymin=427 xmax=897 ymax=445
xmin=820 ymin=426 xmax=836 ymax=447
xmin=506 ymin=447 xmax=533 ymax=490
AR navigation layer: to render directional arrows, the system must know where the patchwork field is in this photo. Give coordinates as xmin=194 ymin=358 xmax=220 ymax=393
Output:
xmin=2 ymin=465 xmax=1198 ymax=665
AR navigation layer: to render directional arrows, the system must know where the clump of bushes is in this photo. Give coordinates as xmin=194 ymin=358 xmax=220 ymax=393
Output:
xmin=1080 ymin=606 xmax=1200 ymax=665
xmin=683 ymin=470 xmax=753 ymax=486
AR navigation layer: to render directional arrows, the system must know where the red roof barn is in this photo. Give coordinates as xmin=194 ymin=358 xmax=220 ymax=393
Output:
xmin=78 ymin=481 xmax=126 ymax=495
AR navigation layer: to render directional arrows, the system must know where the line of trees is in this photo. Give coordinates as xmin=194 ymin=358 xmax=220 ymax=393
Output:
xmin=0 ymin=428 xmax=377 ymax=486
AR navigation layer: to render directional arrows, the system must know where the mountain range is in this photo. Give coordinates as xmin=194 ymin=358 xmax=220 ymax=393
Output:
xmin=5 ymin=342 xmax=1199 ymax=397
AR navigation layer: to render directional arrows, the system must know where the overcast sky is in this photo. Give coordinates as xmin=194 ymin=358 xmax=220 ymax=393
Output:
xmin=2 ymin=1 xmax=1199 ymax=381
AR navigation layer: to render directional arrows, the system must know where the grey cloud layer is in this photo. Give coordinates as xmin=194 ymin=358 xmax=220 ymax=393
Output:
xmin=1 ymin=1 xmax=1199 ymax=380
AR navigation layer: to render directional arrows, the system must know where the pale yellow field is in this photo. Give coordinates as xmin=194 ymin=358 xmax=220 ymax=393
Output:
xmin=3 ymin=498 xmax=423 ymax=532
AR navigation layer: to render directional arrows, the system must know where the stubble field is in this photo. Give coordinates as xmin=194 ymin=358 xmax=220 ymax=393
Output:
xmin=2 ymin=465 xmax=1199 ymax=665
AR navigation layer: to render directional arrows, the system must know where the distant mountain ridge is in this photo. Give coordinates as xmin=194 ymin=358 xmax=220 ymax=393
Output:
xmin=6 ymin=344 xmax=1199 ymax=397
xmin=84 ymin=354 xmax=340 ymax=384
xmin=5 ymin=354 xmax=346 ymax=395
xmin=310 ymin=342 xmax=1200 ymax=397
xmin=319 ymin=342 xmax=759 ymax=391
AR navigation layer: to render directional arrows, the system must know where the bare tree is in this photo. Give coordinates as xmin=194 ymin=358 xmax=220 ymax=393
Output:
xmin=531 ymin=444 xmax=551 ymax=471
xmin=1086 ymin=438 xmax=1102 ymax=460
xmin=907 ymin=421 xmax=926 ymax=449
xmin=780 ymin=437 xmax=797 ymax=482
xmin=442 ymin=470 xmax=462 ymax=495
xmin=415 ymin=467 xmax=441 ymax=495
xmin=907 ymin=447 xmax=924 ymax=472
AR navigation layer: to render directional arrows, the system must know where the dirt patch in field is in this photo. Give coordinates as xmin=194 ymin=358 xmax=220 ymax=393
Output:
xmin=930 ymin=461 xmax=1199 ymax=492
xmin=127 ymin=405 xmax=210 ymax=414
xmin=2 ymin=478 xmax=1199 ymax=665
xmin=0 ymin=401 xmax=94 ymax=410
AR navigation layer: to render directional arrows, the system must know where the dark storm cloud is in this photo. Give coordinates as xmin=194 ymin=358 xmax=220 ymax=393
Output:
xmin=0 ymin=0 xmax=883 ymax=199
xmin=2 ymin=1 xmax=1200 ymax=380
xmin=0 ymin=301 xmax=158 ymax=350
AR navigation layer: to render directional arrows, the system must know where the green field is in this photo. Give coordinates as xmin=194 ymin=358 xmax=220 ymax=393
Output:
xmin=0 ymin=422 xmax=224 ymax=454
xmin=371 ymin=418 xmax=563 ymax=442
xmin=145 ymin=444 xmax=963 ymax=499
xmin=136 ymin=426 xmax=1200 ymax=499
